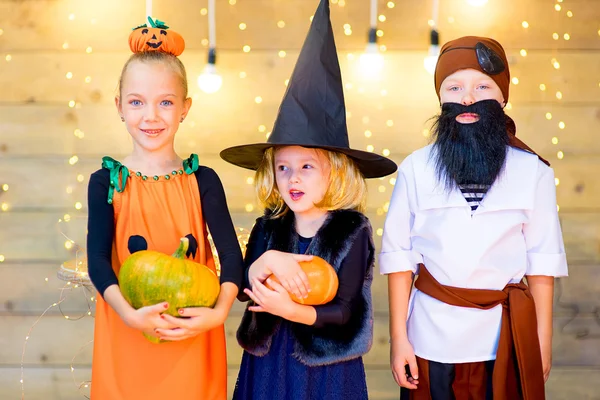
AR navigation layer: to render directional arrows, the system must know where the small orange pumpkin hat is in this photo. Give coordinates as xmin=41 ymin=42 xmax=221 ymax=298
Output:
xmin=129 ymin=17 xmax=185 ymax=56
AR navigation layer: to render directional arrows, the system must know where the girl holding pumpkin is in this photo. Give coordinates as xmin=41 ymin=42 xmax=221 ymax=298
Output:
xmin=86 ymin=18 xmax=243 ymax=400
xmin=220 ymin=1 xmax=396 ymax=399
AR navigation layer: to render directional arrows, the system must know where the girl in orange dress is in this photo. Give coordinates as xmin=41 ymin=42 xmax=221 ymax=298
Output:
xmin=86 ymin=19 xmax=243 ymax=400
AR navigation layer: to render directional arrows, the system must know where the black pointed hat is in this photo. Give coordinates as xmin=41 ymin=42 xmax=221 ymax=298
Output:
xmin=220 ymin=0 xmax=397 ymax=179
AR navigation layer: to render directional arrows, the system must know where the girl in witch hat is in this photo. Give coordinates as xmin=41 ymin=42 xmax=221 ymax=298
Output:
xmin=86 ymin=18 xmax=244 ymax=400
xmin=220 ymin=1 xmax=396 ymax=399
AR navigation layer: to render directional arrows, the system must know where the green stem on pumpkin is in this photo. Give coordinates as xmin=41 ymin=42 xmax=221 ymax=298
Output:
xmin=172 ymin=237 xmax=190 ymax=259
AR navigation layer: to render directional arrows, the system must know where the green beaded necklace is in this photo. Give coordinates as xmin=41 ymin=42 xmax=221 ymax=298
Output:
xmin=101 ymin=154 xmax=199 ymax=204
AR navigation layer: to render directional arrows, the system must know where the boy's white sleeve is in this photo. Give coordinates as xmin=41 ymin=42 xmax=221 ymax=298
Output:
xmin=524 ymin=162 xmax=568 ymax=277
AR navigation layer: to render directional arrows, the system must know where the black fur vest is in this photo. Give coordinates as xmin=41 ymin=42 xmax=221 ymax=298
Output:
xmin=236 ymin=209 xmax=375 ymax=366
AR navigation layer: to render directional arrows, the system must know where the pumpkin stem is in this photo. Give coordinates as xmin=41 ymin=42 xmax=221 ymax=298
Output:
xmin=172 ymin=237 xmax=190 ymax=259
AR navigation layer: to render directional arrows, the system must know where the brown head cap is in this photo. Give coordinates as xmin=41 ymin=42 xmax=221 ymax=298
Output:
xmin=434 ymin=36 xmax=510 ymax=103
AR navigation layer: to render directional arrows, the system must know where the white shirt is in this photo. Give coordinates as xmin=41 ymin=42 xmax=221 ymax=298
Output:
xmin=379 ymin=145 xmax=568 ymax=363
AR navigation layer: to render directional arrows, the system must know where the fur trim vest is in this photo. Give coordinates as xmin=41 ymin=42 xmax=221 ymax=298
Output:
xmin=236 ymin=209 xmax=375 ymax=366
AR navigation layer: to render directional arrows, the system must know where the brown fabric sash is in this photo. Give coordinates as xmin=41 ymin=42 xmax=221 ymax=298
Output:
xmin=506 ymin=115 xmax=550 ymax=167
xmin=414 ymin=264 xmax=545 ymax=400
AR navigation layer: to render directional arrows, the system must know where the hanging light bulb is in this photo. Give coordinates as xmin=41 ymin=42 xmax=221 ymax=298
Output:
xmin=423 ymin=0 xmax=439 ymax=75
xmin=198 ymin=49 xmax=222 ymax=94
xmin=359 ymin=0 xmax=384 ymax=79
xmin=197 ymin=0 xmax=222 ymax=94
xmin=424 ymin=29 xmax=439 ymax=75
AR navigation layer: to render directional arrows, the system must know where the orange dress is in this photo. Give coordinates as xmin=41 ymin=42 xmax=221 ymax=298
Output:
xmin=90 ymin=155 xmax=227 ymax=400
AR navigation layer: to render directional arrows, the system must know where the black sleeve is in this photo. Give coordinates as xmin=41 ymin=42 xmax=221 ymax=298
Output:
xmin=237 ymin=217 xmax=268 ymax=302
xmin=196 ymin=167 xmax=245 ymax=289
xmin=312 ymin=227 xmax=372 ymax=328
xmin=86 ymin=169 xmax=118 ymax=297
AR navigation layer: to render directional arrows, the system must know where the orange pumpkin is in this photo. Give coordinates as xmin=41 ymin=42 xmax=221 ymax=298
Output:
xmin=129 ymin=17 xmax=185 ymax=56
xmin=266 ymin=256 xmax=339 ymax=305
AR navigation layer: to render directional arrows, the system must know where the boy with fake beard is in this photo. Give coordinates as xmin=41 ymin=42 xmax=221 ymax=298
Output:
xmin=380 ymin=36 xmax=568 ymax=400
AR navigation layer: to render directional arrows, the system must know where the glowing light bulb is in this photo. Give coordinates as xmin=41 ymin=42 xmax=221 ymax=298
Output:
xmin=359 ymin=43 xmax=384 ymax=79
xmin=424 ymin=44 xmax=439 ymax=75
xmin=197 ymin=64 xmax=223 ymax=94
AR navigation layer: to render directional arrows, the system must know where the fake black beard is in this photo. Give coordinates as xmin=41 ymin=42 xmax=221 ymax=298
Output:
xmin=430 ymin=99 xmax=510 ymax=191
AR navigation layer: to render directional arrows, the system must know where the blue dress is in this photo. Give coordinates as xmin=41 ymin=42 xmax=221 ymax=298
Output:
xmin=233 ymin=235 xmax=369 ymax=400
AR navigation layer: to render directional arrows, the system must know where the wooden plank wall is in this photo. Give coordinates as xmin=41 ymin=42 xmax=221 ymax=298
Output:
xmin=1 ymin=0 xmax=599 ymax=398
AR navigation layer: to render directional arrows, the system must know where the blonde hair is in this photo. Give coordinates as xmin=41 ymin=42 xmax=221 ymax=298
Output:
xmin=117 ymin=51 xmax=189 ymax=100
xmin=255 ymin=147 xmax=367 ymax=218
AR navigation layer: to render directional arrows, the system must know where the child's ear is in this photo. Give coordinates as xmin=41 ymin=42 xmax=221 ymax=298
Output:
xmin=180 ymin=97 xmax=192 ymax=121
xmin=115 ymin=96 xmax=124 ymax=120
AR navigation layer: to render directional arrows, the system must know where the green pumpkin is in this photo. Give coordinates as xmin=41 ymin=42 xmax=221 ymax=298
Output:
xmin=119 ymin=237 xmax=220 ymax=343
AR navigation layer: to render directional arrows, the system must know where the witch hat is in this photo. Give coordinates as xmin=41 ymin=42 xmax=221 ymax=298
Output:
xmin=220 ymin=0 xmax=397 ymax=179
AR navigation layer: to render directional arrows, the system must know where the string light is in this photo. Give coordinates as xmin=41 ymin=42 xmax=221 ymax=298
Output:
xmin=546 ymin=112 xmax=553 ymax=120
xmin=567 ymin=10 xmax=573 ymax=17
xmin=554 ymin=4 xmax=561 ymax=11
xmin=386 ymin=120 xmax=394 ymax=127
xmin=277 ymin=20 xmax=286 ymax=28
xmin=1 ymin=203 xmax=8 ymax=212
xmin=239 ymin=23 xmax=247 ymax=30
xmin=522 ymin=21 xmax=529 ymax=28
xmin=378 ymin=185 xmax=386 ymax=193
xmin=5 ymin=54 xmax=12 ymax=62
xmin=2 ymin=184 xmax=8 ymax=191
xmin=511 ymin=77 xmax=519 ymax=85
xmin=278 ymin=50 xmax=287 ymax=58
xmin=387 ymin=1 xmax=395 ymax=8
xmin=364 ymin=130 xmax=372 ymax=138
xmin=254 ymin=96 xmax=263 ymax=104
xmin=563 ymin=33 xmax=570 ymax=40
xmin=558 ymin=121 xmax=565 ymax=129
xmin=556 ymin=91 xmax=563 ymax=99
xmin=520 ymin=49 xmax=527 ymax=57
xmin=382 ymin=149 xmax=391 ymax=156
xmin=366 ymin=145 xmax=375 ymax=152
xmin=243 ymin=45 xmax=251 ymax=53
xmin=0 ymin=255 xmax=5 ymax=262
xmin=239 ymin=71 xmax=247 ymax=79
xmin=245 ymin=203 xmax=254 ymax=212
xmin=557 ymin=151 xmax=564 ymax=160
xmin=552 ymin=137 xmax=559 ymax=145
xmin=552 ymin=33 xmax=559 ymax=40
xmin=539 ymin=84 xmax=546 ymax=91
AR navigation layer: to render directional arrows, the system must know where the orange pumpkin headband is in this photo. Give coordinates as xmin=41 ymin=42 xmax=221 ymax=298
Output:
xmin=129 ymin=17 xmax=185 ymax=56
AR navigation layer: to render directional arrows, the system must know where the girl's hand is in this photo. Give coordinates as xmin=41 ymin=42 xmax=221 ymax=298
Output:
xmin=156 ymin=307 xmax=227 ymax=342
xmin=244 ymin=278 xmax=297 ymax=319
xmin=390 ymin=337 xmax=419 ymax=389
xmin=260 ymin=251 xmax=313 ymax=300
xmin=124 ymin=302 xmax=177 ymax=338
